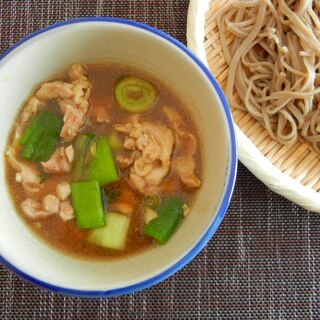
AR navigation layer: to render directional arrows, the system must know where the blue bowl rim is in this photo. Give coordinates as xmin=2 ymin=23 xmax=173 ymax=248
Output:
xmin=0 ymin=17 xmax=238 ymax=298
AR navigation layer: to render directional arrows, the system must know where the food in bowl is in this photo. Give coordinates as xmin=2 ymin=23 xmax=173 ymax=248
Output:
xmin=215 ymin=0 xmax=320 ymax=151
xmin=5 ymin=62 xmax=202 ymax=259
xmin=0 ymin=18 xmax=236 ymax=296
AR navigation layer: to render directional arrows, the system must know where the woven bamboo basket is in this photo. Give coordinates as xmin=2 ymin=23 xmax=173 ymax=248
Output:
xmin=187 ymin=0 xmax=320 ymax=212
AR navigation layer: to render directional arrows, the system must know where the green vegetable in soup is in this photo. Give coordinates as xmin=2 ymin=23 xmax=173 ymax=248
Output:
xmin=143 ymin=197 xmax=184 ymax=245
xmin=19 ymin=112 xmax=44 ymax=146
xmin=115 ymin=76 xmax=157 ymax=113
xmin=88 ymin=212 xmax=130 ymax=250
xmin=74 ymin=134 xmax=96 ymax=181
xmin=91 ymin=136 xmax=119 ymax=186
xmin=71 ymin=180 xmax=106 ymax=229
xmin=108 ymin=131 xmax=123 ymax=151
xmin=20 ymin=111 xmax=63 ymax=162
xmin=74 ymin=135 xmax=119 ymax=186
xmin=143 ymin=194 xmax=160 ymax=210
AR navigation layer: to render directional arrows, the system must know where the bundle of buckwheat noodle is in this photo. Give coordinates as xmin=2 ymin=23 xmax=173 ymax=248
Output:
xmin=216 ymin=0 xmax=320 ymax=152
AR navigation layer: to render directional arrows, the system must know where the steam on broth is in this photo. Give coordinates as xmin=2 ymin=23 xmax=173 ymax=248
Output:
xmin=5 ymin=63 xmax=202 ymax=260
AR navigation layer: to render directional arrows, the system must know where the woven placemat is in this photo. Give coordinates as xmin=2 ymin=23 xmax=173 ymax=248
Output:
xmin=1 ymin=1 xmax=320 ymax=319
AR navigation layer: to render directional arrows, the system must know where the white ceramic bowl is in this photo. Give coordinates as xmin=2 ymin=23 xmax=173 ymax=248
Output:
xmin=0 ymin=18 xmax=237 ymax=297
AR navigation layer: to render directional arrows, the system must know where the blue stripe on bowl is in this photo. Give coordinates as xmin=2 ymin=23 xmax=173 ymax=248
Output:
xmin=0 ymin=17 xmax=238 ymax=298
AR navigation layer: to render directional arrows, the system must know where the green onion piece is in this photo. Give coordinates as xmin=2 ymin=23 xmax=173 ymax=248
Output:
xmin=143 ymin=194 xmax=160 ymax=210
xmin=20 ymin=111 xmax=63 ymax=162
xmin=115 ymin=76 xmax=157 ymax=113
xmin=73 ymin=135 xmax=119 ymax=187
xmin=71 ymin=180 xmax=106 ymax=229
xmin=90 ymin=136 xmax=119 ymax=186
xmin=108 ymin=131 xmax=123 ymax=151
xmin=74 ymin=134 xmax=95 ymax=181
xmin=143 ymin=197 xmax=184 ymax=245
xmin=19 ymin=112 xmax=45 ymax=146
xmin=88 ymin=212 xmax=130 ymax=250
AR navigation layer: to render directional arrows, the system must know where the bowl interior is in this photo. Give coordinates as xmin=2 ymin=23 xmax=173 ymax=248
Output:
xmin=0 ymin=20 xmax=234 ymax=292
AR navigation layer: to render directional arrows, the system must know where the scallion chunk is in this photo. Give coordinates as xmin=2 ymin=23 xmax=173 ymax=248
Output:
xmin=20 ymin=111 xmax=63 ymax=162
xmin=115 ymin=76 xmax=157 ymax=113
xmin=71 ymin=180 xmax=106 ymax=229
xmin=143 ymin=197 xmax=184 ymax=244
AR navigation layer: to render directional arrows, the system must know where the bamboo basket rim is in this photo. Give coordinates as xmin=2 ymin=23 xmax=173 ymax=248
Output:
xmin=187 ymin=0 xmax=320 ymax=213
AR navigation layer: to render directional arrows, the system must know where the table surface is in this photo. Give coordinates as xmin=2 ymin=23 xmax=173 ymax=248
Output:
xmin=1 ymin=1 xmax=320 ymax=319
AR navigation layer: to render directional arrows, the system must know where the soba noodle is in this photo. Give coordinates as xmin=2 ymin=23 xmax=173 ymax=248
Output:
xmin=216 ymin=0 xmax=320 ymax=151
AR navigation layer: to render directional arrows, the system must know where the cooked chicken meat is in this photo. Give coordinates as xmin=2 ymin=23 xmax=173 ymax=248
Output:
xmin=42 ymin=194 xmax=60 ymax=214
xmin=21 ymin=198 xmax=52 ymax=219
xmin=115 ymin=117 xmax=174 ymax=195
xmin=34 ymin=63 xmax=91 ymax=142
xmin=10 ymin=97 xmax=44 ymax=149
xmin=174 ymin=134 xmax=201 ymax=188
xmin=41 ymin=145 xmax=74 ymax=174
xmin=59 ymin=200 xmax=74 ymax=221
xmin=56 ymin=182 xmax=71 ymax=201
xmin=163 ymin=106 xmax=201 ymax=188
xmin=35 ymin=81 xmax=74 ymax=101
xmin=60 ymin=75 xmax=91 ymax=142
xmin=6 ymin=147 xmax=41 ymax=193
xmin=21 ymin=191 xmax=74 ymax=221
xmin=175 ymin=154 xmax=202 ymax=188
xmin=68 ymin=63 xmax=87 ymax=81
xmin=60 ymin=101 xmax=88 ymax=142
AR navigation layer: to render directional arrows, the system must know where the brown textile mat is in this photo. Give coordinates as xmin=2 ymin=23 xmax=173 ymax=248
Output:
xmin=0 ymin=1 xmax=320 ymax=319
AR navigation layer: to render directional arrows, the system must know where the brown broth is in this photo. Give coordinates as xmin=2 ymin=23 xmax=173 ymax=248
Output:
xmin=5 ymin=63 xmax=202 ymax=261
